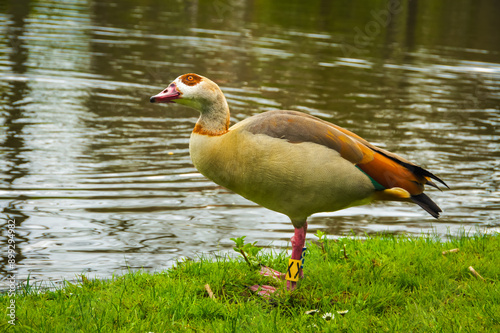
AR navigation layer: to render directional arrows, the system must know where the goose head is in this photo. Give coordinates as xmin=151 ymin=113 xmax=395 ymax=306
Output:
xmin=150 ymin=73 xmax=228 ymax=114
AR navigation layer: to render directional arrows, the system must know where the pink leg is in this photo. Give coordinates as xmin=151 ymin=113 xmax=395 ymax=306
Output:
xmin=251 ymin=221 xmax=308 ymax=296
xmin=287 ymin=222 xmax=308 ymax=290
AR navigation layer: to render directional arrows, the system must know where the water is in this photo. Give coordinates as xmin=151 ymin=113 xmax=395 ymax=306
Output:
xmin=1 ymin=0 xmax=499 ymax=288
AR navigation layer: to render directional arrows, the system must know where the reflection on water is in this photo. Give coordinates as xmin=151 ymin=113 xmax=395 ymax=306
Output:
xmin=0 ymin=0 xmax=499 ymax=287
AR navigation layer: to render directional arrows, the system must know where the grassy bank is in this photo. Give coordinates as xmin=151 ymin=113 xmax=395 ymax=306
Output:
xmin=2 ymin=232 xmax=499 ymax=332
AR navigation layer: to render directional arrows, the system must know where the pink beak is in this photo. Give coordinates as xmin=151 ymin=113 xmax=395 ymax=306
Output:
xmin=150 ymin=83 xmax=181 ymax=103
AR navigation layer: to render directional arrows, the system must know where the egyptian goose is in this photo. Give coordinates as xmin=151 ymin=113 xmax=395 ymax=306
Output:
xmin=150 ymin=73 xmax=448 ymax=292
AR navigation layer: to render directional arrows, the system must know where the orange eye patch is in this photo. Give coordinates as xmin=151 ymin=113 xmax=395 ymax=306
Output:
xmin=181 ymin=73 xmax=202 ymax=86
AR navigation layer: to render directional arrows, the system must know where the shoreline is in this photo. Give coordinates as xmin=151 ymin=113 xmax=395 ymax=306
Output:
xmin=1 ymin=232 xmax=498 ymax=331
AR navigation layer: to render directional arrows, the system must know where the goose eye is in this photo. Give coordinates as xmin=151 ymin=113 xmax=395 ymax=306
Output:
xmin=182 ymin=74 xmax=202 ymax=86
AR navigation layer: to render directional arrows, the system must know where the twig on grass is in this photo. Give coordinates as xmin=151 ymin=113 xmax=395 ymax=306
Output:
xmin=204 ymin=284 xmax=216 ymax=300
xmin=468 ymin=266 xmax=485 ymax=281
xmin=442 ymin=248 xmax=459 ymax=255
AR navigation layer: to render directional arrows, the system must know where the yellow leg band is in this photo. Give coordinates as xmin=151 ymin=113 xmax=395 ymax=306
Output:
xmin=286 ymin=259 xmax=302 ymax=282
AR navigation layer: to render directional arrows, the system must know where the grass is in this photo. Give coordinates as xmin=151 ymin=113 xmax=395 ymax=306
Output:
xmin=1 ymin=231 xmax=499 ymax=332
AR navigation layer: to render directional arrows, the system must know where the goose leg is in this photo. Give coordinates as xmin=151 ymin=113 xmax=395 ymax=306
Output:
xmin=250 ymin=221 xmax=308 ymax=296
xmin=287 ymin=221 xmax=308 ymax=291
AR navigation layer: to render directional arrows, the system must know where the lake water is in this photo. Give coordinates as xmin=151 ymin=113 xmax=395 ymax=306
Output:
xmin=1 ymin=0 xmax=499 ymax=288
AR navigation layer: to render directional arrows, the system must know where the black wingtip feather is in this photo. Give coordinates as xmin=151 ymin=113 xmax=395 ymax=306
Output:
xmin=411 ymin=193 xmax=442 ymax=219
xmin=400 ymin=163 xmax=449 ymax=189
xmin=371 ymin=148 xmax=449 ymax=189
xmin=425 ymin=179 xmax=442 ymax=191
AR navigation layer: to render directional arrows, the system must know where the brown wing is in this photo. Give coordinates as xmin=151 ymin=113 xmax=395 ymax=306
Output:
xmin=241 ymin=110 xmax=447 ymax=217
xmin=242 ymin=110 xmax=367 ymax=164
